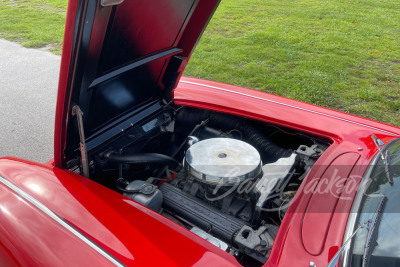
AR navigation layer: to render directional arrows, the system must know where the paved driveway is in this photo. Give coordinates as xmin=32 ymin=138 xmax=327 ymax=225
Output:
xmin=0 ymin=39 xmax=60 ymax=163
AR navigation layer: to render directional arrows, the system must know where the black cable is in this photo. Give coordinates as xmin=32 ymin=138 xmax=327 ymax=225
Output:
xmin=155 ymin=120 xmax=209 ymax=178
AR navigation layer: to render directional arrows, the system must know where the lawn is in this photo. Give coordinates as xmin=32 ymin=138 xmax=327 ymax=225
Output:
xmin=1 ymin=0 xmax=399 ymax=126
xmin=0 ymin=0 xmax=66 ymax=52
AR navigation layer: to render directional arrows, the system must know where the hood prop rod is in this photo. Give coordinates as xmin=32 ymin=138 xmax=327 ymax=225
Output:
xmin=72 ymin=105 xmax=90 ymax=178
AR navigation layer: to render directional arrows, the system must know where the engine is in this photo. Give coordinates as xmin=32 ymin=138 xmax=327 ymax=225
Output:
xmin=162 ymin=137 xmax=281 ymax=263
xmin=89 ymin=107 xmax=329 ymax=266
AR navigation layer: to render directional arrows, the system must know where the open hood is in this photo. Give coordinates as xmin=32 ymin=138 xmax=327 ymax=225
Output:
xmin=54 ymin=0 xmax=220 ymax=167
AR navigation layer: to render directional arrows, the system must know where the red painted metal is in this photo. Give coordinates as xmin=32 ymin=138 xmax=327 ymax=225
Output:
xmin=172 ymin=77 xmax=400 ymax=266
xmin=0 ymin=175 xmax=113 ymax=266
xmin=6 ymin=0 xmax=400 ymax=265
xmin=0 ymin=157 xmax=240 ymax=266
xmin=7 ymin=73 xmax=399 ymax=266
xmin=175 ymin=77 xmax=400 ymax=142
xmin=54 ymin=0 xmax=78 ymax=168
xmin=301 ymin=152 xmax=360 ymax=255
xmin=19 ymin=73 xmax=400 ymax=266
xmin=4 ymin=77 xmax=400 ymax=266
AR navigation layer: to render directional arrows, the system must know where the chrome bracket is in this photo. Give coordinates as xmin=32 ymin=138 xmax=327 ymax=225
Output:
xmin=100 ymin=0 xmax=124 ymax=7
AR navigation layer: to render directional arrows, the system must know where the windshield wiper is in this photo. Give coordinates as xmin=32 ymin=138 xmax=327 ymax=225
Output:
xmin=384 ymin=149 xmax=393 ymax=185
xmin=371 ymin=135 xmax=393 ymax=186
xmin=327 ymin=195 xmax=387 ymax=267
xmin=361 ymin=195 xmax=386 ymax=267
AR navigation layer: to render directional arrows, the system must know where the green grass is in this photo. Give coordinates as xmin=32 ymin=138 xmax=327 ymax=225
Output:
xmin=0 ymin=0 xmax=67 ymax=53
xmin=185 ymin=0 xmax=400 ymax=126
xmin=1 ymin=0 xmax=399 ymax=126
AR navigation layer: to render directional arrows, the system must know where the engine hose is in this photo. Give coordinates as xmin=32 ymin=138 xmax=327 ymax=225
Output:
xmin=175 ymin=108 xmax=293 ymax=163
xmin=105 ymin=152 xmax=181 ymax=170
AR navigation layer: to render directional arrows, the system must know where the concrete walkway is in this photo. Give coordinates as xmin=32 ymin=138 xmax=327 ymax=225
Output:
xmin=0 ymin=39 xmax=60 ymax=163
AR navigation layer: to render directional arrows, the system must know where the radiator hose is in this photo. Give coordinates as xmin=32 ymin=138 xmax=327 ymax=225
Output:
xmin=105 ymin=151 xmax=181 ymax=169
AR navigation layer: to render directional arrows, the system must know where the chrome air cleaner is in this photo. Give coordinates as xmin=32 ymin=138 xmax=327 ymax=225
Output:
xmin=184 ymin=138 xmax=262 ymax=186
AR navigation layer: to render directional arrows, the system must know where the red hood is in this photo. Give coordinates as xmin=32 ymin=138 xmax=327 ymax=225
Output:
xmin=54 ymin=0 xmax=219 ymax=167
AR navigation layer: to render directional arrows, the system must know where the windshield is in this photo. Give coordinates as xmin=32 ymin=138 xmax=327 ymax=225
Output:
xmin=348 ymin=138 xmax=400 ymax=266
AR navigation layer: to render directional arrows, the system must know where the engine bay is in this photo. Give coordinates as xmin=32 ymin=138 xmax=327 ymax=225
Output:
xmin=74 ymin=105 xmax=331 ymax=266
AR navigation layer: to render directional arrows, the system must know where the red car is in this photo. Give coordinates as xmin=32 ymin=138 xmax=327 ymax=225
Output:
xmin=1 ymin=0 xmax=399 ymax=266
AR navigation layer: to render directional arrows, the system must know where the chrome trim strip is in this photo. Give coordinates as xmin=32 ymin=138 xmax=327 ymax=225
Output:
xmin=0 ymin=176 xmax=125 ymax=267
xmin=180 ymin=81 xmax=400 ymax=136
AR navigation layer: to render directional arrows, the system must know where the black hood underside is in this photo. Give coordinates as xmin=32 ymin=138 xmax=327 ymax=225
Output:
xmin=64 ymin=0 xmax=219 ymax=160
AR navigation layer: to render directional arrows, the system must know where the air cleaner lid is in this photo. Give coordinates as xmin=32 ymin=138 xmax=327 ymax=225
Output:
xmin=184 ymin=138 xmax=262 ymax=186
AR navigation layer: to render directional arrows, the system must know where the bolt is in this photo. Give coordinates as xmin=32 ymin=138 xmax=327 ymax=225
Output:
xmin=218 ymin=153 xmax=227 ymax=158
xmin=260 ymin=240 xmax=267 ymax=247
